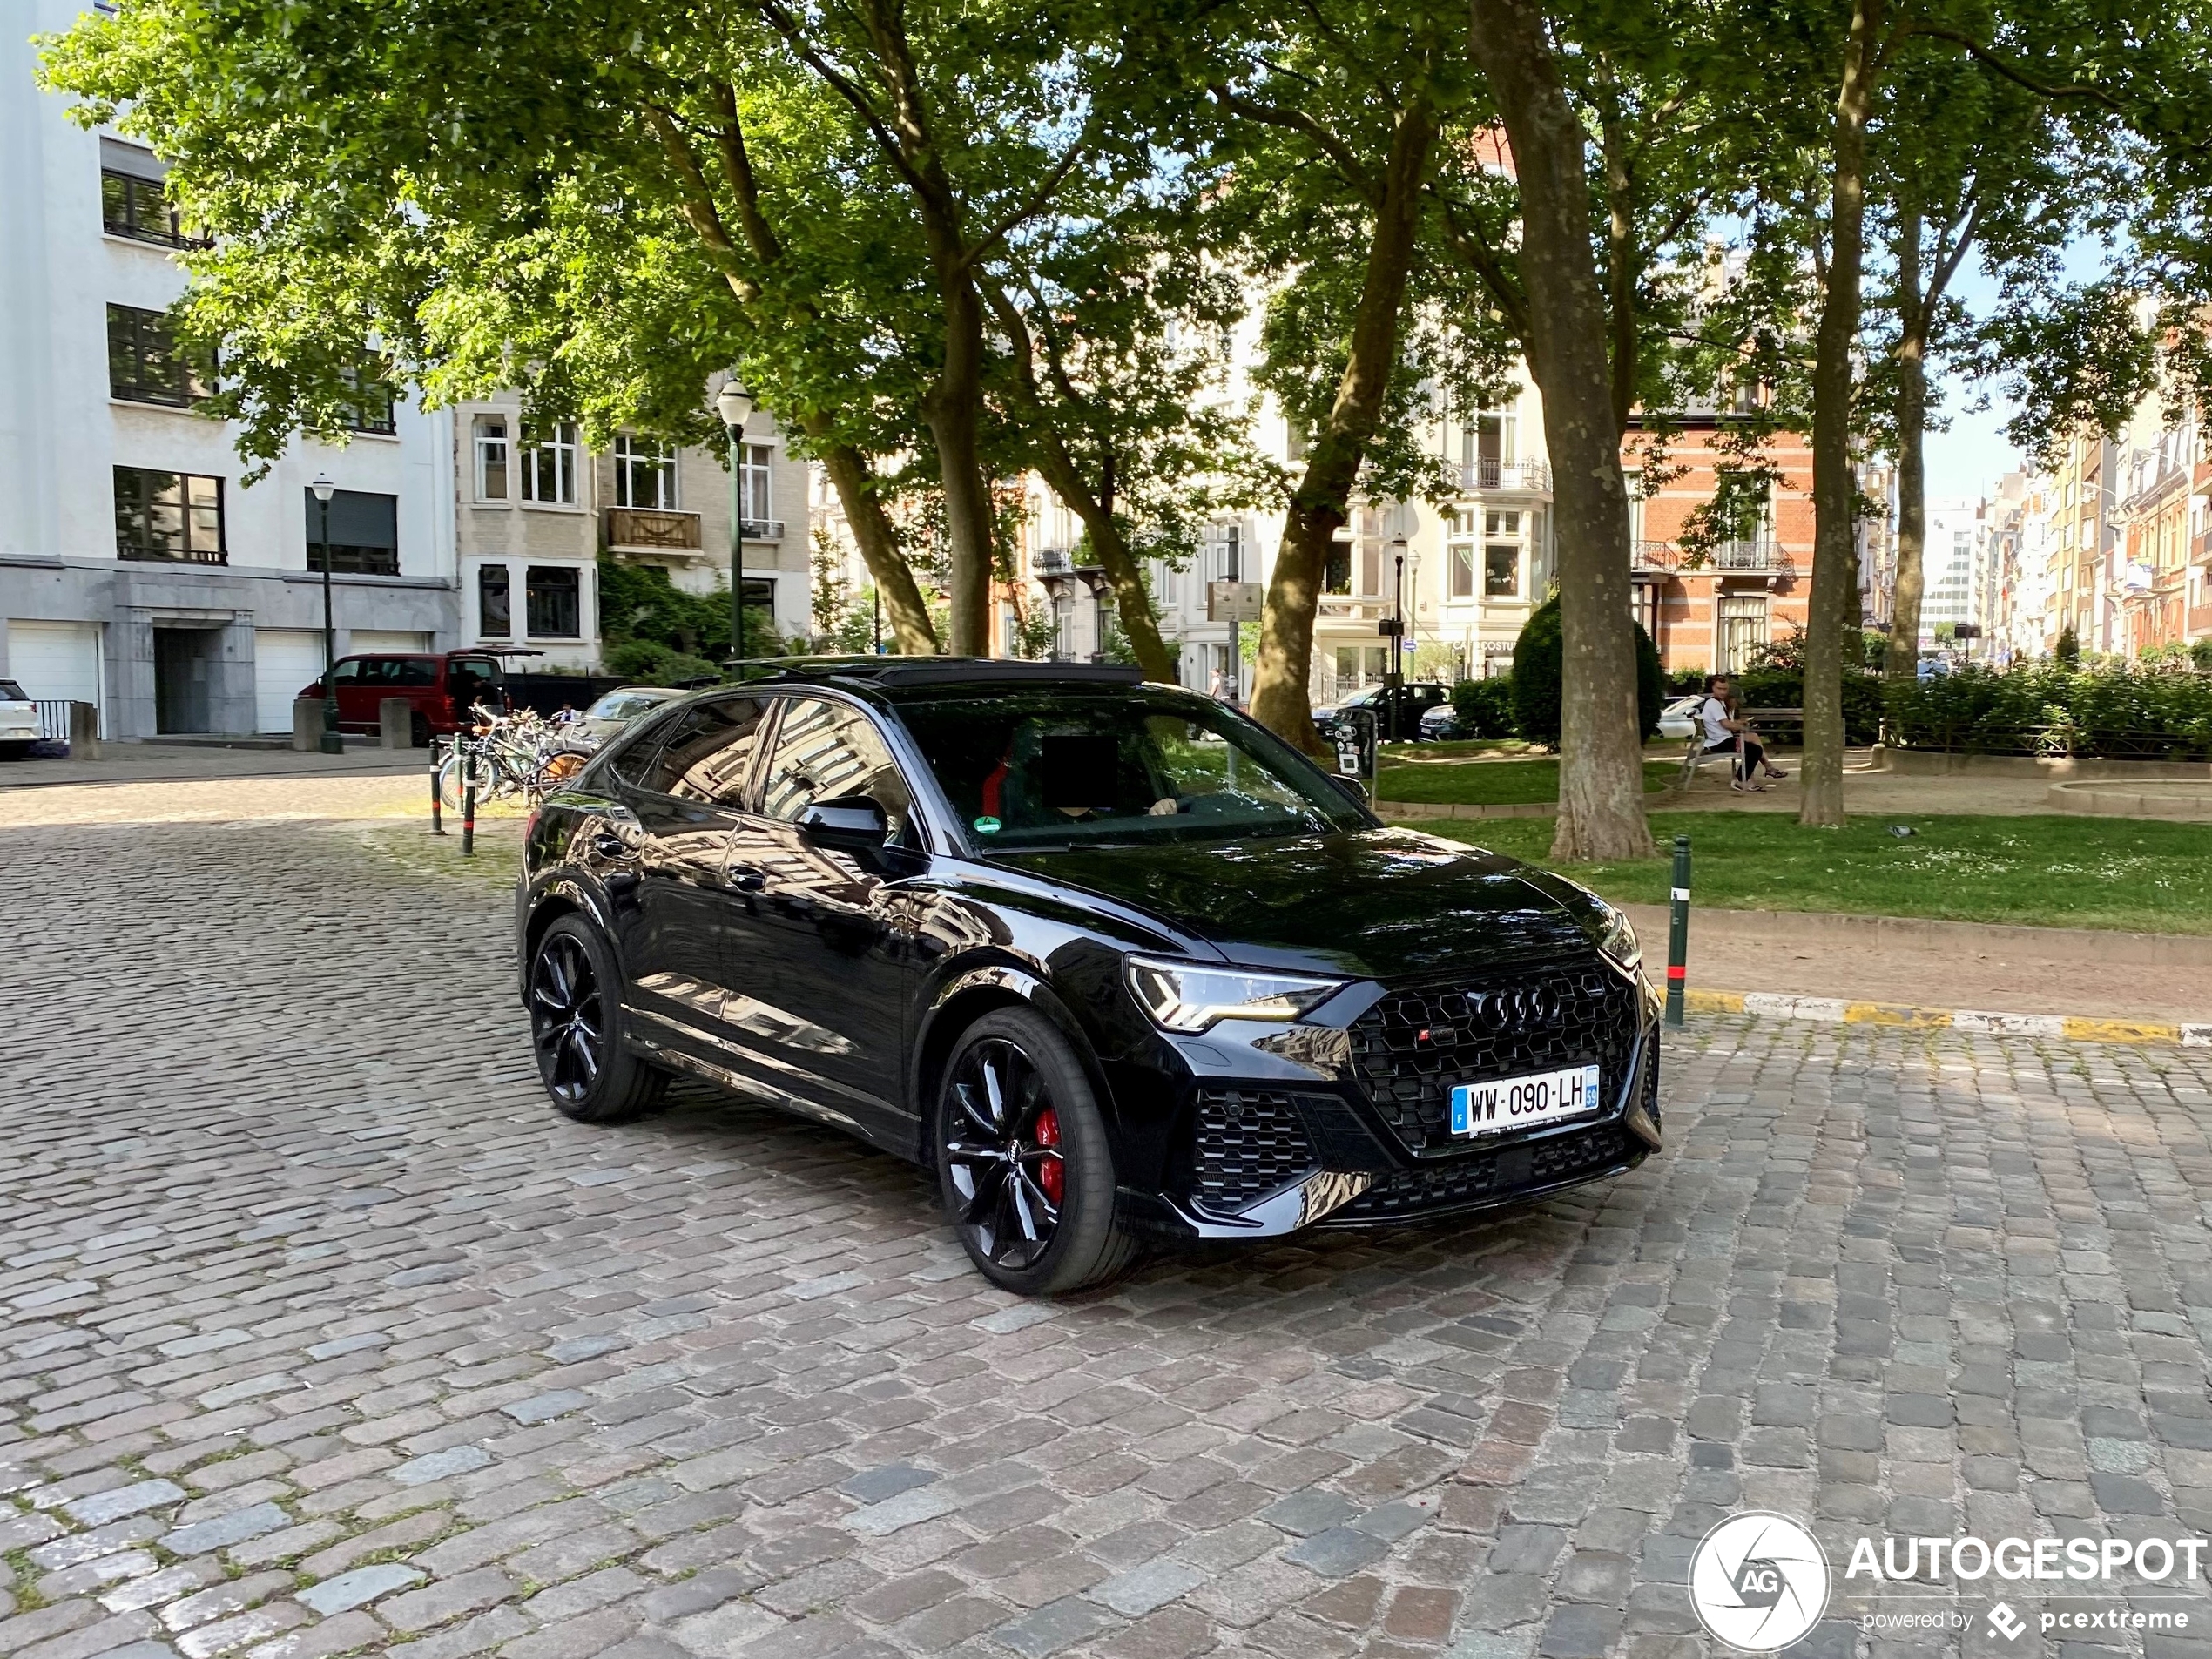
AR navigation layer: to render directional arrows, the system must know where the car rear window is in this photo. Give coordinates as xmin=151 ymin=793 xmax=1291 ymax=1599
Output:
xmin=0 ymin=680 xmax=26 ymax=701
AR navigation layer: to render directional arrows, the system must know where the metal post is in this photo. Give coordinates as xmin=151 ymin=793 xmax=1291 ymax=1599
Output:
xmin=318 ymin=493 xmax=343 ymax=754
xmin=461 ymin=734 xmax=476 ymax=858
xmin=1664 ymin=833 xmax=1690 ymax=1027
xmin=727 ymin=419 xmax=746 ymax=662
xmin=429 ymin=734 xmax=444 ymax=836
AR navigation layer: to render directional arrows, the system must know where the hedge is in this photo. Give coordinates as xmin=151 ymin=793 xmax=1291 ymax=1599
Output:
xmin=1508 ymin=597 xmax=1665 ymax=745
xmin=1447 ymin=677 xmax=1517 ymax=738
xmin=1882 ymin=663 xmax=2212 ymax=759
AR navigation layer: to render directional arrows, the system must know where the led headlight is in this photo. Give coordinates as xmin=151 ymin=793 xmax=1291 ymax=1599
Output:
xmin=1591 ymin=901 xmax=1642 ymax=973
xmin=1124 ymin=956 xmax=1346 ymax=1033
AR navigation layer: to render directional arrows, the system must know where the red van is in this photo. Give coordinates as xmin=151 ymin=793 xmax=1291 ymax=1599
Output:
xmin=300 ymin=652 xmax=507 ymax=745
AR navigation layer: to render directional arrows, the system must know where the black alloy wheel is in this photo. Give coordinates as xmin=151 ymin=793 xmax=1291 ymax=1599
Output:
xmin=528 ymin=916 xmax=666 ymax=1123
xmin=936 ymin=1007 xmax=1139 ymax=1295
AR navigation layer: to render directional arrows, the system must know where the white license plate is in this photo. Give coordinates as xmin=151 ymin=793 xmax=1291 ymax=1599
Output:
xmin=1449 ymin=1063 xmax=1602 ymax=1138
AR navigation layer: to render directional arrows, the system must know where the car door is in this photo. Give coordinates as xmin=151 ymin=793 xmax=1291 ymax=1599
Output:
xmin=717 ymin=693 xmax=918 ymax=1146
xmin=599 ymin=696 xmax=772 ymax=1064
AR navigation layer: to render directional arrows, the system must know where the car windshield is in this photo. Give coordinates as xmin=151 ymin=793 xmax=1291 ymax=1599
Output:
xmin=896 ymin=689 xmax=1369 ymax=851
xmin=588 ymin=691 xmax=668 ymax=722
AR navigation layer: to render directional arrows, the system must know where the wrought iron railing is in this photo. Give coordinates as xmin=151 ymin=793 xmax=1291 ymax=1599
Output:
xmin=741 ymin=518 xmax=785 ymax=542
xmin=1456 ymin=459 xmax=1552 ymax=492
xmin=604 ymin=507 xmax=702 ymax=550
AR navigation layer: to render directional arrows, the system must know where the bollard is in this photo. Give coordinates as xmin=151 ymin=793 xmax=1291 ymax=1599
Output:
xmin=429 ymin=735 xmax=444 ymax=836
xmin=461 ymin=735 xmax=477 ymax=857
xmin=1664 ymin=833 xmax=1690 ymax=1027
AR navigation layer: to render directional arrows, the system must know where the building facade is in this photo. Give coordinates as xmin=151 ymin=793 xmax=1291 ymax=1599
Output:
xmin=1 ymin=10 xmax=457 ymax=738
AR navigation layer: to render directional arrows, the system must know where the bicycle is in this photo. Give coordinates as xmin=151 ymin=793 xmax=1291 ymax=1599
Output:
xmin=436 ymin=705 xmax=590 ymax=810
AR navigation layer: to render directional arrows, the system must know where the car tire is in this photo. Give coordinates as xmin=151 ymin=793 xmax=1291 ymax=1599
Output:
xmin=527 ymin=915 xmax=666 ymax=1125
xmin=0 ymin=742 xmax=30 ymax=761
xmin=935 ymin=1006 xmax=1141 ymax=1297
xmin=410 ymin=711 xmax=431 ymax=749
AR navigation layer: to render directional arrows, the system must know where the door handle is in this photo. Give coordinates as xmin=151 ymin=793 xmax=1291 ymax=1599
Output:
xmin=725 ymin=865 xmax=766 ymax=893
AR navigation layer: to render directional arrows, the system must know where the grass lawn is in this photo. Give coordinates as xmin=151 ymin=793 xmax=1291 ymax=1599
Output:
xmin=1378 ymin=738 xmax=1535 ymax=761
xmin=1375 ymin=756 xmax=1677 ymax=805
xmin=1405 ymin=812 xmax=2212 ymax=934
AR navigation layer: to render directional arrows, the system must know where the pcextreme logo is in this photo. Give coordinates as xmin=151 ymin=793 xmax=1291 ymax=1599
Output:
xmin=1688 ymin=1513 xmax=1831 ymax=1651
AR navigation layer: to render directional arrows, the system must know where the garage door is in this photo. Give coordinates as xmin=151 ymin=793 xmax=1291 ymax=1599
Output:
xmin=349 ymin=630 xmax=431 ymax=654
xmin=254 ymin=631 xmax=327 ymax=732
xmin=6 ymin=620 xmax=104 ymax=736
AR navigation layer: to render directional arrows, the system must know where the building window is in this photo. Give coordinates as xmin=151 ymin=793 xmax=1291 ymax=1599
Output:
xmin=520 ymin=423 xmax=579 ymax=505
xmin=107 ymin=304 xmax=209 ymax=408
xmin=100 ymin=171 xmax=194 ymax=247
xmin=115 ymin=467 xmax=224 ymax=563
xmin=479 ymin=565 xmax=511 ymax=637
xmin=475 ymin=416 xmax=509 ymax=500
xmin=1322 ymin=542 xmax=1352 ymax=595
xmin=1462 ymin=407 xmax=1518 ymax=488
xmin=1485 ymin=543 xmax=1521 ymax=597
xmin=1719 ymin=594 xmax=1769 ymax=672
xmin=525 ymin=565 xmax=581 ymax=638
xmin=304 ymin=489 xmax=400 ymax=576
xmin=339 ymin=363 xmax=396 ymax=435
xmin=740 ymin=443 xmax=772 ymax=527
xmin=614 ymin=435 xmax=678 ymax=509
xmin=1210 ymin=523 xmax=1243 ymax=583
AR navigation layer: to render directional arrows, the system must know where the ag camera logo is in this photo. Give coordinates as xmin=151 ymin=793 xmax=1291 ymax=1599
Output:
xmin=1689 ymin=1513 xmax=1831 ymax=1650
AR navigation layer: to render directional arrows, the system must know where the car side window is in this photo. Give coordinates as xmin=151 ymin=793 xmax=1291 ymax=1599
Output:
xmin=760 ymin=697 xmax=917 ymax=847
xmin=332 ymin=660 xmax=361 ymax=682
xmin=630 ymin=697 xmax=771 ymax=806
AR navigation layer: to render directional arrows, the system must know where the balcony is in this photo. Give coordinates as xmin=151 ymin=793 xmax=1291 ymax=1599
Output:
xmin=1033 ymin=548 xmax=1071 ymax=576
xmin=1633 ymin=539 xmax=1792 ymax=576
xmin=604 ymin=507 xmax=702 ymax=554
xmin=119 ymin=543 xmax=226 ymax=565
xmin=1456 ymin=459 xmax=1552 ymax=493
xmin=741 ymin=518 xmax=785 ymax=542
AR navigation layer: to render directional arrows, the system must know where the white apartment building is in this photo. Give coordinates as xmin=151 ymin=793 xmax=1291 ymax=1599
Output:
xmin=1 ymin=7 xmax=458 ymax=738
xmin=1919 ymin=496 xmax=1997 ymax=651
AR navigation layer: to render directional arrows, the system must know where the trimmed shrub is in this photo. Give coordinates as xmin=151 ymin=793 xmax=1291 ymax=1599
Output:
xmin=1882 ymin=662 xmax=2212 ymax=759
xmin=1509 ymin=596 xmax=1664 ymax=746
xmin=1448 ymin=677 xmax=1516 ymax=738
xmin=1732 ymin=666 xmax=1885 ymax=746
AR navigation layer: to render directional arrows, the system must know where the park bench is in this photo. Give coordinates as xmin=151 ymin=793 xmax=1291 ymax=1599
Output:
xmin=1674 ymin=705 xmax=1804 ymax=791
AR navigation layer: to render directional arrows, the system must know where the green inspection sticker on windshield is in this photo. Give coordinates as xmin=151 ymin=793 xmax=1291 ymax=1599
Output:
xmin=973 ymin=815 xmax=1002 ymax=835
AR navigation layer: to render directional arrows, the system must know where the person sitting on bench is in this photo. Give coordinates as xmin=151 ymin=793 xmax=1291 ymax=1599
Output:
xmin=1698 ymin=674 xmax=1782 ymax=792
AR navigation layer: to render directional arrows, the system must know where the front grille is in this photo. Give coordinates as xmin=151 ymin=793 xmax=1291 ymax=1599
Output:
xmin=1348 ymin=955 xmax=1642 ymax=1153
xmin=1336 ymin=1123 xmax=1634 ymax=1220
xmin=1192 ymin=1089 xmax=1318 ymax=1210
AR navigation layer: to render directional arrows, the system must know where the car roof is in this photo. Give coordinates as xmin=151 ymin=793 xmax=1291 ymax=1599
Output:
xmin=723 ymin=656 xmax=1150 ymax=701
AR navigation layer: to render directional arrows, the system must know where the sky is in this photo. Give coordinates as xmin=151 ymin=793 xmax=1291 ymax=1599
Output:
xmin=1920 ymin=260 xmax=2027 ymax=503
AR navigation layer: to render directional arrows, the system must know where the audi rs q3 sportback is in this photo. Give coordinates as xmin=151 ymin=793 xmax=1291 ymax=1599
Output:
xmin=516 ymin=658 xmax=1661 ymax=1294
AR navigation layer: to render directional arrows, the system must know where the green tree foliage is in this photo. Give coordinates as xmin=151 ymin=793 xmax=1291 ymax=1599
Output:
xmin=1509 ymin=596 xmax=1662 ymax=747
xmin=1448 ymin=678 xmax=1517 ymax=738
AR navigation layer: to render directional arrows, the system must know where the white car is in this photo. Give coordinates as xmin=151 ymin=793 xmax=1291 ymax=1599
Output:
xmin=0 ymin=678 xmax=38 ymax=760
xmin=567 ymin=685 xmax=683 ymax=750
xmin=1658 ymin=694 xmax=1701 ymax=743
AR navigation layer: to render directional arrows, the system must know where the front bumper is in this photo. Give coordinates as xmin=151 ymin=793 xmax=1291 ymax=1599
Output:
xmin=1116 ymin=962 xmax=1662 ymax=1243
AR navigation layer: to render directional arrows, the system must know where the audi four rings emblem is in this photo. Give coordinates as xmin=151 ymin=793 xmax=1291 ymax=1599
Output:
xmin=1478 ymin=986 xmax=1559 ymax=1030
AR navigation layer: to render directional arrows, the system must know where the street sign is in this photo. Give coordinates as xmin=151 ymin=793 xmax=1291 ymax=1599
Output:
xmin=1206 ymin=581 xmax=1264 ymax=624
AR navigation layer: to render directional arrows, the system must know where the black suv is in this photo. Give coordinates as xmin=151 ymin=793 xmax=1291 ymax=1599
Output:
xmin=517 ymin=659 xmax=1660 ymax=1294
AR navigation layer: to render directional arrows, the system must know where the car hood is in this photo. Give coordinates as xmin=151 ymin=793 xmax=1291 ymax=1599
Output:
xmin=988 ymin=826 xmax=1598 ymax=979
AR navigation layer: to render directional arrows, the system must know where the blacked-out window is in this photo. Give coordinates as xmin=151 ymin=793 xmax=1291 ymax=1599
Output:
xmin=108 ymin=304 xmax=209 ymax=407
xmin=101 ymin=172 xmax=192 ymax=246
xmin=525 ymin=565 xmax=581 ymax=638
xmin=760 ymin=696 xmax=916 ymax=846
xmin=340 ymin=364 xmax=397 ymax=435
xmin=115 ymin=467 xmax=225 ymax=562
xmin=305 ymin=489 xmax=399 ymax=576
xmin=631 ymin=698 xmax=771 ymax=804
xmin=479 ymin=566 xmax=511 ymax=637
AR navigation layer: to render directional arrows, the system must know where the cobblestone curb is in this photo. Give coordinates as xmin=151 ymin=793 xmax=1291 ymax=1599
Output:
xmin=1684 ymin=986 xmax=2212 ymax=1045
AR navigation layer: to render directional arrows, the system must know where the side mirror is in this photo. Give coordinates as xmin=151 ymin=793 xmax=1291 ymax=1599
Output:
xmin=797 ymin=793 xmax=888 ymax=853
xmin=1329 ymin=774 xmax=1370 ymax=807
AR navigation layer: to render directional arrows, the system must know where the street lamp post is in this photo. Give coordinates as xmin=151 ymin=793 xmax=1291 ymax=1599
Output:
xmin=310 ymin=474 xmax=341 ymax=754
xmin=716 ymin=379 xmax=754 ymax=666
xmin=1387 ymin=535 xmax=1409 ymax=739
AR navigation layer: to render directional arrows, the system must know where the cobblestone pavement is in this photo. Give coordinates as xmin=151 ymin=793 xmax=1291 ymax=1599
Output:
xmin=5 ymin=813 xmax=2212 ymax=1659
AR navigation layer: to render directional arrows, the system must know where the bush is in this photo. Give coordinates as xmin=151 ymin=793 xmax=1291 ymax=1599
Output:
xmin=1508 ymin=596 xmax=1664 ymax=746
xmin=604 ymin=638 xmax=674 ymax=680
xmin=1733 ymin=665 xmax=1885 ymax=745
xmin=1883 ymin=661 xmax=2212 ymax=759
xmin=1448 ymin=677 xmax=1516 ymax=738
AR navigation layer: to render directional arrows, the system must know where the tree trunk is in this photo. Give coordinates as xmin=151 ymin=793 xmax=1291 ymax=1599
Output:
xmin=1887 ymin=209 xmax=1929 ymax=683
xmin=921 ymin=264 xmax=996 ymax=656
xmin=811 ymin=428 xmax=941 ymax=654
xmin=1802 ymin=0 xmax=1882 ymax=828
xmin=1469 ymin=0 xmax=1654 ymax=861
xmin=1047 ymin=470 xmax=1176 ymax=682
xmin=1248 ymin=103 xmax=1439 ymax=754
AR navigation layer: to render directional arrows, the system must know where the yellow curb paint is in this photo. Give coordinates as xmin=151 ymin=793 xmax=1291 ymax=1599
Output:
xmin=1843 ymin=1002 xmax=1952 ymax=1028
xmin=1683 ymin=989 xmax=1746 ymax=1015
xmin=2060 ymin=1016 xmax=2182 ymax=1045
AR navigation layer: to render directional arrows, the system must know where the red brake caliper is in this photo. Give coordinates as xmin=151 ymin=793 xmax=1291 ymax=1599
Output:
xmin=1034 ymin=1108 xmax=1064 ymax=1204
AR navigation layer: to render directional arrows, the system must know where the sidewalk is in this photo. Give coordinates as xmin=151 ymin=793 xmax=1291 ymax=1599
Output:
xmin=0 ymin=739 xmax=422 ymax=789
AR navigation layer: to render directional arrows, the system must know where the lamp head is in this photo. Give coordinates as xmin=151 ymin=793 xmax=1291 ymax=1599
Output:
xmin=309 ymin=474 xmax=335 ymax=504
xmin=716 ymin=380 xmax=754 ymax=428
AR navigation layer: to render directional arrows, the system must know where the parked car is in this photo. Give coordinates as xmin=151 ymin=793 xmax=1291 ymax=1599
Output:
xmin=1659 ymin=694 xmax=1701 ymax=743
xmin=0 ymin=679 xmax=38 ymax=760
xmin=300 ymin=651 xmax=507 ymax=745
xmin=516 ymin=658 xmax=1660 ymax=1294
xmin=1418 ymin=702 xmax=1460 ymax=742
xmin=1312 ymin=680 xmax=1451 ymax=745
xmin=564 ymin=686 xmax=684 ymax=751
